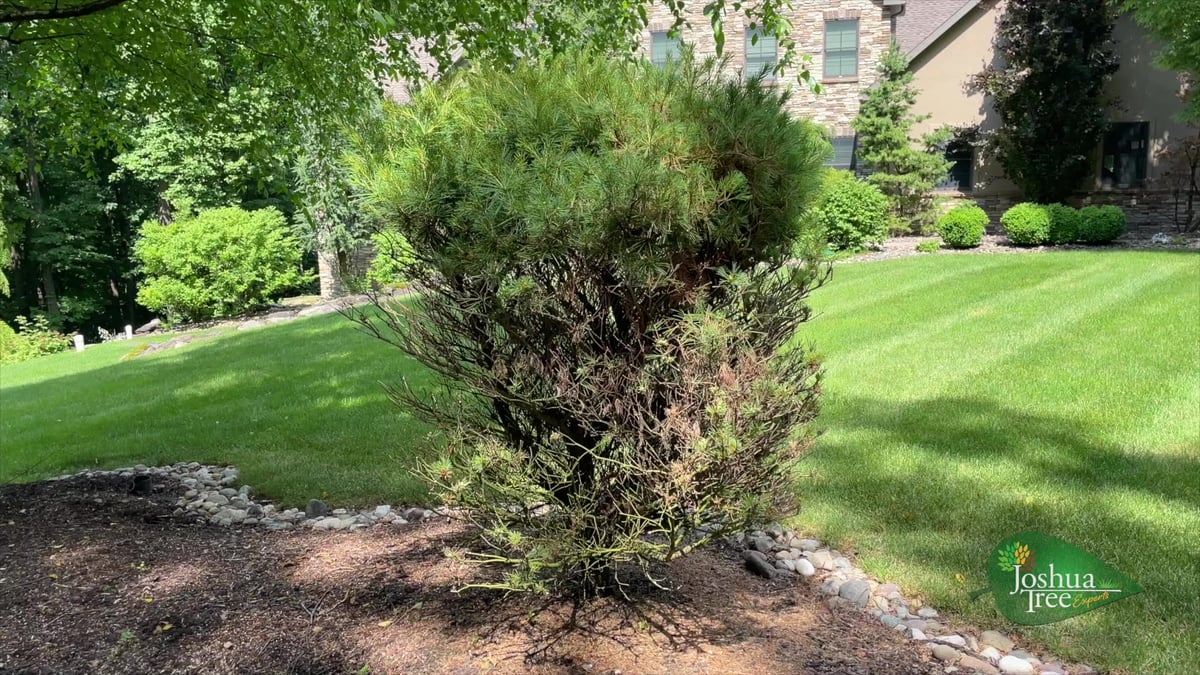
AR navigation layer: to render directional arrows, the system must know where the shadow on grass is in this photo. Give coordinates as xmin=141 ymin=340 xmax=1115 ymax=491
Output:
xmin=797 ymin=394 xmax=1200 ymax=669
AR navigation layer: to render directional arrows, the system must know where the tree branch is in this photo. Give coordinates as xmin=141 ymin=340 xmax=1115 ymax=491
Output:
xmin=1 ymin=0 xmax=131 ymax=25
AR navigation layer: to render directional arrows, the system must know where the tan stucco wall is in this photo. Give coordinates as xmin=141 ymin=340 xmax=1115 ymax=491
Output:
xmin=909 ymin=0 xmax=1013 ymax=195
xmin=642 ymin=0 xmax=893 ymax=134
xmin=909 ymin=2 xmax=1192 ymax=196
xmin=1105 ymin=15 xmax=1192 ymax=183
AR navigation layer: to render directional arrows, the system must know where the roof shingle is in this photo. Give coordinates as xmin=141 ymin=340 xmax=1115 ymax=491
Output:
xmin=895 ymin=0 xmax=976 ymax=55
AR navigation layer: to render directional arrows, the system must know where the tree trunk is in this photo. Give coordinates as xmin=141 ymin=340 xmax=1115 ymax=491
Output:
xmin=24 ymin=133 xmax=60 ymax=318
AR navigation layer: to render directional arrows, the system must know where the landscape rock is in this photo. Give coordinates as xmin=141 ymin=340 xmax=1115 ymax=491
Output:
xmin=997 ymin=656 xmax=1035 ymax=675
xmin=306 ymin=499 xmax=329 ymax=519
xmin=932 ymin=644 xmax=962 ymax=663
xmin=838 ymin=579 xmax=871 ymax=608
xmin=751 ymin=536 xmax=774 ymax=554
xmin=809 ymin=550 xmax=833 ymax=570
xmin=958 ymin=655 xmax=1000 ymax=675
xmin=742 ymin=550 xmax=776 ymax=579
xmin=979 ymin=647 xmax=1002 ymax=664
xmin=979 ymin=631 xmax=1014 ymax=652
xmin=793 ymin=558 xmax=816 ymax=576
xmin=918 ymin=607 xmax=939 ymax=618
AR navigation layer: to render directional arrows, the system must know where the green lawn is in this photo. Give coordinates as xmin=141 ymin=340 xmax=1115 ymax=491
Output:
xmin=793 ymin=250 xmax=1199 ymax=674
xmin=2 ymin=250 xmax=1197 ymax=673
xmin=0 ymin=313 xmax=436 ymax=505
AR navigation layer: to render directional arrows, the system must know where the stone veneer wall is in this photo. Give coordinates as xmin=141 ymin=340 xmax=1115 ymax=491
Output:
xmin=642 ymin=0 xmax=893 ymax=135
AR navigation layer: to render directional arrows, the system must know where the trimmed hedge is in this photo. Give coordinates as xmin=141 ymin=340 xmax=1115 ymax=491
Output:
xmin=937 ymin=203 xmax=988 ymax=248
xmin=1001 ymin=203 xmax=1052 ymax=246
xmin=1078 ymin=205 xmax=1127 ymax=244
xmin=1046 ymin=203 xmax=1082 ymax=245
xmin=813 ymin=170 xmax=890 ymax=251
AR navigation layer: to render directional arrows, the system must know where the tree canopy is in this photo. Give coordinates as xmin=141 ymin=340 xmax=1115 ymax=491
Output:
xmin=1124 ymin=0 xmax=1200 ymax=120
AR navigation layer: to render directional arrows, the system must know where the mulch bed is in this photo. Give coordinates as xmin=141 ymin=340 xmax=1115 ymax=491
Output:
xmin=0 ymin=475 xmax=941 ymax=674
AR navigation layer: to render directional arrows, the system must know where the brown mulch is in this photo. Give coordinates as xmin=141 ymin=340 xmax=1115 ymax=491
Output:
xmin=843 ymin=232 xmax=1200 ymax=263
xmin=0 ymin=476 xmax=940 ymax=675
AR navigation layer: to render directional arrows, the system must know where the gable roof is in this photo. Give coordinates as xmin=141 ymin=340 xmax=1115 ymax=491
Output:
xmin=896 ymin=0 xmax=979 ymax=58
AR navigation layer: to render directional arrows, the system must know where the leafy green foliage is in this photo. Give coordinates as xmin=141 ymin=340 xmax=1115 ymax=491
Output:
xmin=812 ymin=170 xmax=890 ymax=251
xmin=0 ymin=315 xmax=72 ymax=364
xmin=133 ymin=207 xmax=311 ymax=321
xmin=916 ymin=239 xmax=941 ymax=253
xmin=113 ymin=87 xmax=294 ymax=220
xmin=937 ymin=204 xmax=988 ymax=248
xmin=1078 ymin=205 xmax=1127 ymax=244
xmin=974 ymin=0 xmax=1119 ymax=203
xmin=350 ymin=54 xmax=828 ymax=595
xmin=853 ymin=42 xmax=953 ymax=231
xmin=1001 ymin=203 xmax=1052 ymax=246
xmin=1124 ymin=0 xmax=1200 ymax=120
xmin=1046 ymin=203 xmax=1083 ymax=245
xmin=363 ymin=230 xmax=415 ymax=290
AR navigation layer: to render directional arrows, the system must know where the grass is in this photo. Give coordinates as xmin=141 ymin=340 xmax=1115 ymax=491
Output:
xmin=792 ymin=250 xmax=1199 ymax=674
xmin=0 ymin=313 xmax=436 ymax=505
xmin=1 ymin=250 xmax=1197 ymax=673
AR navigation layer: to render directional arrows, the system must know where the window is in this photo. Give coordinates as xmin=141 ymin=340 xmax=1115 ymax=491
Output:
xmin=650 ymin=31 xmax=681 ymax=68
xmin=1101 ymin=122 xmax=1149 ymax=188
xmin=826 ymin=136 xmax=857 ymax=171
xmin=938 ymin=139 xmax=973 ymax=192
xmin=824 ymin=20 xmax=859 ymax=79
xmin=745 ymin=27 xmax=778 ymax=81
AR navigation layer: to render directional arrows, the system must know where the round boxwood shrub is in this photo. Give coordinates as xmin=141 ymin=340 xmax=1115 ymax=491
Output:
xmin=134 ymin=207 xmax=313 ymax=322
xmin=1001 ymin=203 xmax=1051 ymax=246
xmin=813 ymin=169 xmax=890 ymax=251
xmin=1046 ymin=204 xmax=1083 ymax=245
xmin=937 ymin=203 xmax=988 ymax=248
xmin=1078 ymin=205 xmax=1127 ymax=244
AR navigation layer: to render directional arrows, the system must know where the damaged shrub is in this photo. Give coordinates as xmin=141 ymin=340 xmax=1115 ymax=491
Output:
xmin=349 ymin=54 xmax=828 ymax=596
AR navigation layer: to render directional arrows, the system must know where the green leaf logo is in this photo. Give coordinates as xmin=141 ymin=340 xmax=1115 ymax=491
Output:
xmin=986 ymin=531 xmax=1143 ymax=625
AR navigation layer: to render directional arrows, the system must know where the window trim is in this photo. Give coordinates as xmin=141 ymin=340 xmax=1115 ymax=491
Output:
xmin=823 ymin=19 xmax=860 ymax=81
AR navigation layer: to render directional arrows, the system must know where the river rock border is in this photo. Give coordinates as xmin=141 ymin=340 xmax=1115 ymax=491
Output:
xmin=46 ymin=463 xmax=444 ymax=532
xmin=729 ymin=526 xmax=1091 ymax=675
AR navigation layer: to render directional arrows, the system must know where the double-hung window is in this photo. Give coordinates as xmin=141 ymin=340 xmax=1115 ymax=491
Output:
xmin=745 ymin=27 xmax=779 ymax=82
xmin=650 ymin=31 xmax=682 ymax=68
xmin=824 ymin=20 xmax=859 ymax=79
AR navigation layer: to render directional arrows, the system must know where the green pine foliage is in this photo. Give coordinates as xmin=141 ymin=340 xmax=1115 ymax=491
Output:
xmin=133 ymin=207 xmax=312 ymax=322
xmin=349 ymin=53 xmax=829 ymax=596
xmin=975 ymin=0 xmax=1119 ymax=203
xmin=937 ymin=203 xmax=988 ymax=248
xmin=853 ymin=42 xmax=953 ymax=232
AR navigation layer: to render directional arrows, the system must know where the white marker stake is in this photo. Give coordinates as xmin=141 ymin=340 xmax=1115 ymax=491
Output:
xmin=73 ymin=334 xmax=85 ymax=352
xmin=125 ymin=325 xmax=133 ymax=339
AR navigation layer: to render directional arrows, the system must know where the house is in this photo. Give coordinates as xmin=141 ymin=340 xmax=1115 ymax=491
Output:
xmin=641 ymin=0 xmax=1192 ymax=226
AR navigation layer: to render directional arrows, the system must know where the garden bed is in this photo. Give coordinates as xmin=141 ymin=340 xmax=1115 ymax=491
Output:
xmin=0 ymin=473 xmax=940 ymax=675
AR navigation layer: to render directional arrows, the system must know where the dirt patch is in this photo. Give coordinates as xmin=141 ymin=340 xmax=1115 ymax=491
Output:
xmin=0 ymin=476 xmax=940 ymax=674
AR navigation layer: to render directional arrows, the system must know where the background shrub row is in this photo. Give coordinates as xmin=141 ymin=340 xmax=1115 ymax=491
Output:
xmin=1002 ymin=203 xmax=1126 ymax=246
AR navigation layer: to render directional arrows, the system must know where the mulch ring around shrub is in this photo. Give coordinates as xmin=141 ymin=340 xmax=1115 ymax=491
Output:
xmin=0 ymin=474 xmax=941 ymax=675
